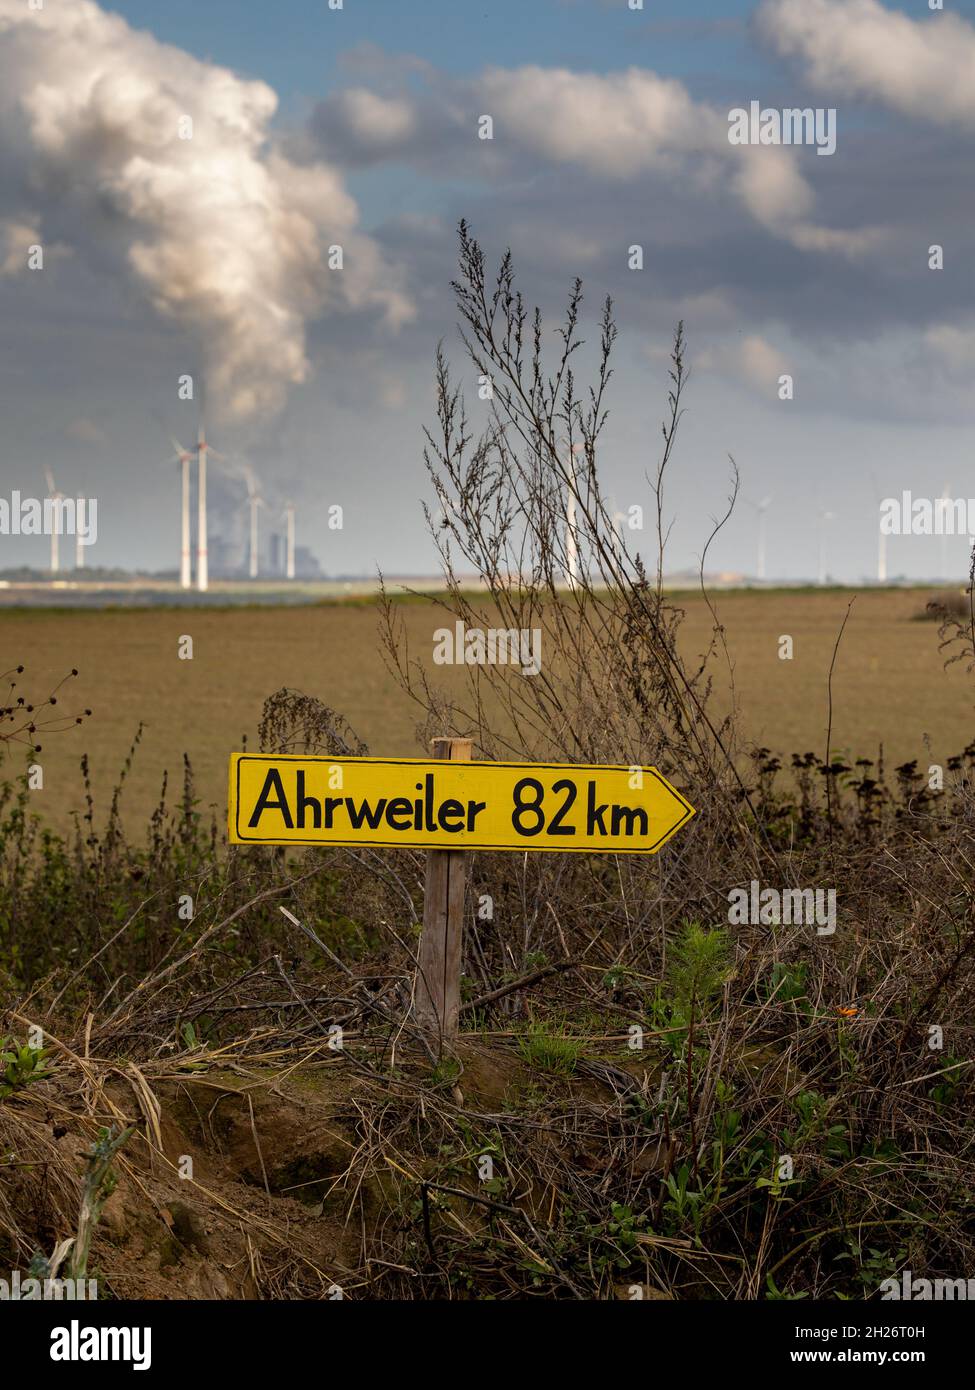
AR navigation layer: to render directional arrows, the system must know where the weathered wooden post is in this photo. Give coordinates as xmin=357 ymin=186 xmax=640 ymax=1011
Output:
xmin=229 ymin=743 xmax=695 ymax=1047
xmin=414 ymin=736 xmax=471 ymax=1042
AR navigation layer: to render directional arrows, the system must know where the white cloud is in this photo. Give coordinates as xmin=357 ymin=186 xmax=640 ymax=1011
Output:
xmin=0 ymin=214 xmax=73 ymax=274
xmin=335 ymin=90 xmax=418 ymax=149
xmin=739 ymin=334 xmax=790 ymax=389
xmin=699 ymin=333 xmax=791 ymax=395
xmin=0 ymin=0 xmax=412 ymax=421
xmin=0 ymin=217 xmax=40 ymax=275
xmin=924 ymin=323 xmax=975 ymax=376
xmin=477 ymin=64 xmax=720 ymax=174
xmin=729 ymin=146 xmax=879 ymax=257
xmin=321 ymin=61 xmax=881 ymax=259
xmin=756 ymin=0 xmax=975 ymax=127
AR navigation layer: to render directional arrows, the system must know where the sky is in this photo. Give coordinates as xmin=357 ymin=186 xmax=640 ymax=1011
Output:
xmin=0 ymin=0 xmax=973 ymax=582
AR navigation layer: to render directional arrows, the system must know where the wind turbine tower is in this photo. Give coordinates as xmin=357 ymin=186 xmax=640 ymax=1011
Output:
xmin=197 ymin=422 xmax=209 ymax=593
xmin=43 ymin=469 xmax=63 ymax=574
xmin=566 ymin=492 xmax=579 ymax=589
xmin=194 ymin=416 xmax=225 ymax=593
xmin=745 ymin=495 xmax=773 ymax=581
xmin=284 ymin=501 xmax=295 ymax=580
xmin=246 ymin=478 xmax=264 ymax=580
xmin=169 ymin=438 xmax=194 ymax=588
xmin=565 ymin=441 xmax=583 ymax=591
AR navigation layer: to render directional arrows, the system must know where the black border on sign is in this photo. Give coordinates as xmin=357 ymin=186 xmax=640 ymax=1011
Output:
xmin=230 ymin=754 xmax=695 ymax=854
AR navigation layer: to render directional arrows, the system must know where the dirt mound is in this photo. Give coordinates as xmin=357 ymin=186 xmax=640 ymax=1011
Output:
xmin=0 ymin=1025 xmax=675 ymax=1300
xmin=0 ymin=1056 xmax=375 ymax=1299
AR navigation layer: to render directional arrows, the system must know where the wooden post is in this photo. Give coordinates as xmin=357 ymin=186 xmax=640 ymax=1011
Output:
xmin=414 ymin=737 xmax=471 ymax=1044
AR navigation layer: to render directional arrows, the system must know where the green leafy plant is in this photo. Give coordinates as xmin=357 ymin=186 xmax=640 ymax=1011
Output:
xmin=661 ymin=1163 xmax=709 ymax=1239
xmin=666 ymin=922 xmax=734 ymax=1017
xmin=763 ymin=960 xmax=809 ymax=1010
xmin=929 ymin=1055 xmax=965 ymax=1106
xmin=835 ymin=1239 xmax=907 ymax=1292
xmin=0 ymin=1036 xmax=53 ymax=1100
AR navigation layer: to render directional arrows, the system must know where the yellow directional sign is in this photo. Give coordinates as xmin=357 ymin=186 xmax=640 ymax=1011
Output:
xmin=229 ymin=754 xmax=694 ymax=854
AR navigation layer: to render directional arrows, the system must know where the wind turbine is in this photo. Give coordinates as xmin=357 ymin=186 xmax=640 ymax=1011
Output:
xmin=564 ymin=441 xmax=583 ymax=591
xmin=245 ymin=477 xmax=265 ymax=580
xmin=194 ymin=415 xmax=225 ymax=593
xmin=168 ymin=437 xmax=194 ymax=589
xmin=283 ymin=501 xmax=295 ymax=579
xmin=43 ymin=468 xmax=63 ymax=574
xmin=566 ymin=493 xmax=579 ymax=589
xmin=817 ymin=509 xmax=834 ymax=586
xmin=744 ymin=495 xmax=773 ymax=581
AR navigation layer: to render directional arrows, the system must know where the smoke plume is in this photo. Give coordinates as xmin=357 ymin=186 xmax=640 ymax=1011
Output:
xmin=0 ymin=0 xmax=412 ymax=420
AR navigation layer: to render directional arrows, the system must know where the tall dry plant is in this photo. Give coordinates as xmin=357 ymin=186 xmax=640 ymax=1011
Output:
xmin=379 ymin=224 xmax=781 ymax=974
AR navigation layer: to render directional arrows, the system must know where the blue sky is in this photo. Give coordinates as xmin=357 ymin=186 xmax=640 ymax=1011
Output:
xmin=105 ymin=0 xmax=975 ymax=113
xmin=109 ymin=1 xmax=767 ymax=100
xmin=1 ymin=0 xmax=974 ymax=582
